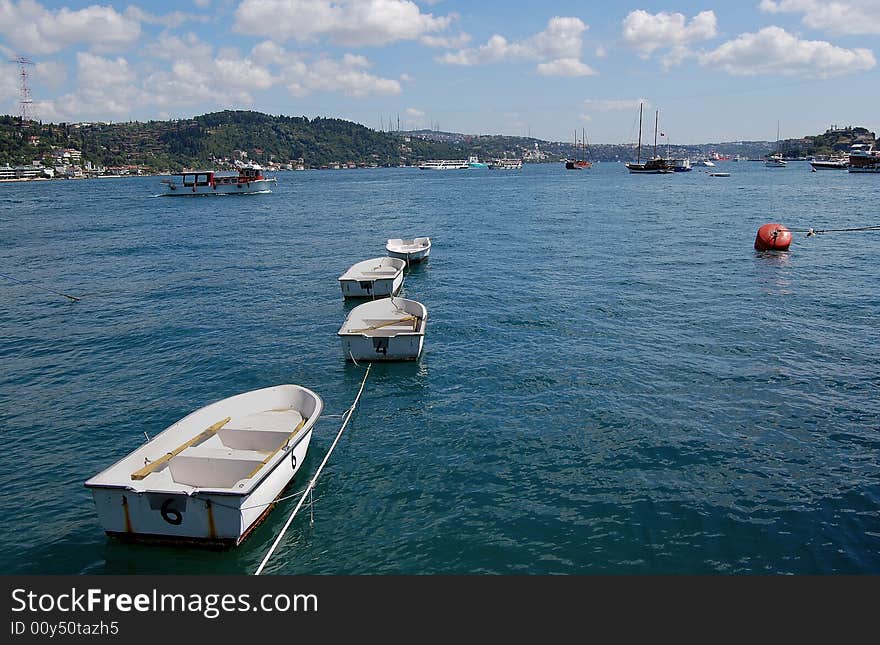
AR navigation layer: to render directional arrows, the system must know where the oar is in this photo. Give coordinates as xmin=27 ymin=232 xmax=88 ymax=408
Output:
xmin=130 ymin=417 xmax=232 ymax=480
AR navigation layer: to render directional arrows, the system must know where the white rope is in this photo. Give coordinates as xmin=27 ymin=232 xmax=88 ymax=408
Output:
xmin=254 ymin=363 xmax=372 ymax=575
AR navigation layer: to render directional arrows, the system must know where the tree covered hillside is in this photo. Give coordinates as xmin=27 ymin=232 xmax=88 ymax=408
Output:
xmin=0 ymin=110 xmax=461 ymax=170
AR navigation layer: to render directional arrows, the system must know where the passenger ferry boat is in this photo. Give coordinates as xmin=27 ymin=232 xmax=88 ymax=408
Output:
xmin=417 ymin=160 xmax=468 ymax=170
xmin=161 ymin=163 xmax=276 ymax=195
xmin=488 ymin=158 xmax=523 ymax=170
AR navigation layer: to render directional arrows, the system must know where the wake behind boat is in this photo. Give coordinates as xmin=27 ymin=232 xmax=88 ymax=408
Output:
xmin=84 ymin=384 xmax=322 ymax=547
xmin=160 ymin=163 xmax=276 ymax=195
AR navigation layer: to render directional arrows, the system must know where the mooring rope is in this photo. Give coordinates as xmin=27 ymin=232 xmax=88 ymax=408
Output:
xmin=786 ymin=225 xmax=880 ymax=236
xmin=254 ymin=362 xmax=372 ymax=575
xmin=0 ymin=271 xmax=81 ymax=301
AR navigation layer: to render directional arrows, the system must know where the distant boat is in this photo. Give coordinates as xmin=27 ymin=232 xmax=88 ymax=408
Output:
xmin=418 ymin=160 xmax=468 ymax=170
xmin=386 ymin=237 xmax=431 ymax=263
xmin=467 ymin=155 xmax=488 ymax=169
xmin=810 ymin=156 xmax=848 ymax=170
xmin=693 ymin=159 xmax=715 ymax=167
xmin=160 ymin=163 xmax=276 ymax=195
xmin=672 ymin=158 xmax=692 ymax=172
xmin=338 ymin=297 xmax=427 ymax=361
xmin=85 ymin=384 xmax=323 ymax=546
xmin=487 ymin=158 xmax=523 ymax=170
xmin=625 ymin=103 xmax=672 ymax=174
xmin=338 ymin=257 xmax=406 ymax=298
xmin=765 ymin=121 xmax=787 ymax=167
xmin=846 ymin=143 xmax=880 ymax=173
xmin=709 ymin=172 xmax=730 ymax=177
xmin=565 ymin=129 xmax=592 ymax=170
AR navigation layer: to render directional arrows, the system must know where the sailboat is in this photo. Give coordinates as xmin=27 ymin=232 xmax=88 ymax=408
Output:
xmin=565 ymin=129 xmax=592 ymax=170
xmin=765 ymin=121 xmax=787 ymax=167
xmin=625 ymin=103 xmax=672 ymax=174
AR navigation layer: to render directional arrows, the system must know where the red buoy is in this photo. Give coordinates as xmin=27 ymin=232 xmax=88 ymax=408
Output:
xmin=754 ymin=223 xmax=792 ymax=251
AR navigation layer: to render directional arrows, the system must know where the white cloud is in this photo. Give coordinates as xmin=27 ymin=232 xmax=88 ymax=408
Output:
xmin=37 ymin=52 xmax=144 ymax=122
xmin=144 ymin=32 xmax=214 ymax=62
xmin=282 ymin=53 xmax=401 ymax=97
xmin=595 ymin=44 xmax=607 ymax=58
xmin=621 ymin=10 xmax=717 ymax=66
xmin=420 ymin=32 xmax=470 ymax=48
xmin=0 ymin=0 xmax=141 ymax=55
xmin=406 ymin=107 xmax=424 ymax=117
xmin=33 ymin=60 xmax=66 ymax=88
xmin=700 ymin=26 xmax=876 ymax=77
xmin=759 ymin=0 xmax=880 ymax=35
xmin=578 ymin=114 xmax=592 ymax=123
xmin=583 ymin=98 xmax=650 ymax=111
xmin=124 ymin=6 xmax=210 ymax=30
xmin=537 ymin=58 xmax=596 ymax=77
xmin=234 ymin=0 xmax=453 ymax=47
xmin=77 ymin=52 xmax=135 ymax=89
xmin=439 ymin=16 xmax=594 ymax=76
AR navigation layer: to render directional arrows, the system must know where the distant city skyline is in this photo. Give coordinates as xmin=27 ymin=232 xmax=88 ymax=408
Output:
xmin=0 ymin=1 xmax=878 ymax=144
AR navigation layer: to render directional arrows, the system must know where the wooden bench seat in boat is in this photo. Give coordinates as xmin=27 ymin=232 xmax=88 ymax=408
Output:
xmin=355 ymin=317 xmax=420 ymax=334
xmin=130 ymin=410 xmax=306 ymax=483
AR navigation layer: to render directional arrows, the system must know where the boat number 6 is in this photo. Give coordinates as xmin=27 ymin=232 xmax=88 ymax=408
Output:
xmin=290 ymin=453 xmax=297 ymax=469
xmin=160 ymin=498 xmax=183 ymax=525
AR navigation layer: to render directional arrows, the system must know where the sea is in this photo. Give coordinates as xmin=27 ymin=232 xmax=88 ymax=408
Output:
xmin=0 ymin=161 xmax=877 ymax=575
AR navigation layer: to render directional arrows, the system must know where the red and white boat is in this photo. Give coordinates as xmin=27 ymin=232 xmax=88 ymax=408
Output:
xmin=161 ymin=163 xmax=276 ymax=195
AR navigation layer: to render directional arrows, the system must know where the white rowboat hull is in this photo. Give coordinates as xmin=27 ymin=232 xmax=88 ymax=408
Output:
xmin=85 ymin=384 xmax=322 ymax=547
xmin=87 ymin=431 xmax=311 ymax=546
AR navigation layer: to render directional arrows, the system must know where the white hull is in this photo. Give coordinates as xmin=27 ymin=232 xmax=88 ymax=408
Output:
xmin=418 ymin=160 xmax=468 ymax=170
xmin=340 ymin=334 xmax=424 ymax=361
xmin=810 ymin=161 xmax=847 ymax=170
xmin=338 ymin=257 xmax=406 ymax=298
xmin=338 ymin=297 xmax=427 ymax=361
xmin=87 ymin=432 xmax=311 ymax=546
xmin=85 ymin=384 xmax=322 ymax=546
xmin=386 ymin=237 xmax=431 ymax=263
xmin=162 ymin=179 xmax=275 ymax=196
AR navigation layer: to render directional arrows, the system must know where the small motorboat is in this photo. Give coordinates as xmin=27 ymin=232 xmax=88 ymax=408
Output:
xmin=338 ymin=297 xmax=427 ymax=361
xmin=338 ymin=257 xmax=406 ymax=298
xmin=84 ymin=384 xmax=323 ymax=547
xmin=709 ymin=172 xmax=730 ymax=177
xmin=386 ymin=237 xmax=431 ymax=264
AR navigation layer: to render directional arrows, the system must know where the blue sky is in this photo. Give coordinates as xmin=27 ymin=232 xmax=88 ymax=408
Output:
xmin=0 ymin=0 xmax=877 ymax=143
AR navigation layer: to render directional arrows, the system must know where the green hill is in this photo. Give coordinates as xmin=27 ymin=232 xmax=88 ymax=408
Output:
xmin=1 ymin=112 xmax=875 ymax=170
xmin=0 ymin=111 xmax=462 ymax=170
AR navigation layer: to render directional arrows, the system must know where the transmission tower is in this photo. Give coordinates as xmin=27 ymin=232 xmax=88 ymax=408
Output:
xmin=10 ymin=56 xmax=35 ymax=123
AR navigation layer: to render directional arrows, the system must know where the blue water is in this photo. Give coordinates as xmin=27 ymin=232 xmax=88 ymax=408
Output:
xmin=0 ymin=162 xmax=877 ymax=575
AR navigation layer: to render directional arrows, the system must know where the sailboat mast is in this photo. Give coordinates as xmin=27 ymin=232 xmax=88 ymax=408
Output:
xmin=637 ymin=103 xmax=643 ymax=163
xmin=653 ymin=110 xmax=659 ymax=157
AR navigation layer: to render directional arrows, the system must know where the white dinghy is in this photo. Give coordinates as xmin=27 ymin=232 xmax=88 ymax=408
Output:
xmin=84 ymin=384 xmax=322 ymax=547
xmin=386 ymin=237 xmax=431 ymax=264
xmin=338 ymin=257 xmax=406 ymax=298
xmin=338 ymin=297 xmax=427 ymax=361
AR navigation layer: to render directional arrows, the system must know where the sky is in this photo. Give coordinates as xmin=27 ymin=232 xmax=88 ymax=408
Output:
xmin=0 ymin=0 xmax=878 ymax=144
